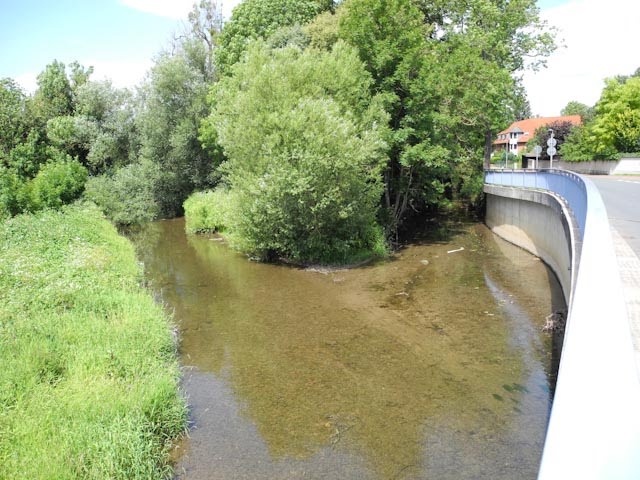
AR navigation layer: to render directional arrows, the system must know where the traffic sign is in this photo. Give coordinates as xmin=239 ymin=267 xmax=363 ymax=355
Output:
xmin=547 ymin=146 xmax=557 ymax=156
xmin=533 ymin=145 xmax=542 ymax=155
xmin=547 ymin=138 xmax=557 ymax=147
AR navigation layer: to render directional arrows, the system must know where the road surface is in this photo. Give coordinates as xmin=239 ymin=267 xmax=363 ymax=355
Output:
xmin=587 ymin=175 xmax=640 ymax=256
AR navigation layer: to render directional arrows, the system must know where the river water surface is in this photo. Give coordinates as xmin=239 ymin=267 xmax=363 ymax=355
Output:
xmin=130 ymin=218 xmax=564 ymax=480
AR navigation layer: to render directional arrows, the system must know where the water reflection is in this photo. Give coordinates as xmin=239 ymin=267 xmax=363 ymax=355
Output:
xmin=130 ymin=218 xmax=563 ymax=479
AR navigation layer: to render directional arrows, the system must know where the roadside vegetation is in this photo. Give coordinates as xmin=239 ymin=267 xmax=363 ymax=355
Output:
xmin=0 ymin=204 xmax=186 ymax=479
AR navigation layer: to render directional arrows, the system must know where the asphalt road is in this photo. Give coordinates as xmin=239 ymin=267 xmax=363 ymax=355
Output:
xmin=587 ymin=175 xmax=640 ymax=256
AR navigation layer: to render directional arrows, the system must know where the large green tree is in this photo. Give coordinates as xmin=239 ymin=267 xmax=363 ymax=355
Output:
xmin=137 ymin=10 xmax=221 ymax=216
xmin=591 ymin=77 xmax=640 ymax=154
xmin=338 ymin=0 xmax=554 ymax=231
xmin=46 ymin=80 xmax=138 ymax=174
xmin=201 ymin=42 xmax=389 ymax=262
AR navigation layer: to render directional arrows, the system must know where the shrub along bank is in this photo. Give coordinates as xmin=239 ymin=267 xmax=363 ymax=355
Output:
xmin=0 ymin=204 xmax=186 ymax=479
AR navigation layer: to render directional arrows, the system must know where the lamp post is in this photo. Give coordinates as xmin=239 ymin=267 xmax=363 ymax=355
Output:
xmin=547 ymin=129 xmax=557 ymax=169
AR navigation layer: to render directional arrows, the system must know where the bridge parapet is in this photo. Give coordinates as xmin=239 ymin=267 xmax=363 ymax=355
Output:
xmin=484 ymin=169 xmax=640 ymax=480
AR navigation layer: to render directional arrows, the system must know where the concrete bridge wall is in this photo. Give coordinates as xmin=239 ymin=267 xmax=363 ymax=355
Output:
xmin=484 ymin=170 xmax=640 ymax=479
xmin=484 ymin=185 xmax=576 ymax=306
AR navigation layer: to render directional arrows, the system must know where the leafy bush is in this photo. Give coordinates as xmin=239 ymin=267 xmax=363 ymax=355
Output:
xmin=84 ymin=159 xmax=161 ymax=225
xmin=30 ymin=157 xmax=88 ymax=210
xmin=183 ymin=188 xmax=233 ymax=234
xmin=203 ymin=42 xmax=389 ymax=264
xmin=0 ymin=166 xmax=24 ymax=218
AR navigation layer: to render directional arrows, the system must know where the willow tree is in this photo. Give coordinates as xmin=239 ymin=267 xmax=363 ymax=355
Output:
xmin=201 ymin=42 xmax=389 ymax=263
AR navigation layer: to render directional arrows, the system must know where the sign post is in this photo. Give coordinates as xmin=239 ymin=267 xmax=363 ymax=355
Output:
xmin=533 ymin=145 xmax=542 ymax=169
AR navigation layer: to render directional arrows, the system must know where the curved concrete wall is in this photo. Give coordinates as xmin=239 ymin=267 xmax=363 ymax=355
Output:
xmin=485 ymin=170 xmax=640 ymax=479
xmin=484 ymin=185 xmax=577 ymax=306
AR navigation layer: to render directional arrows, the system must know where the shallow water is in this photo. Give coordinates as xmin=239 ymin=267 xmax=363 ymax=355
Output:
xmin=130 ymin=218 xmax=564 ymax=480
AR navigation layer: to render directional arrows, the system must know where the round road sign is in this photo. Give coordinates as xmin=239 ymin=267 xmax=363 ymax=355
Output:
xmin=547 ymin=146 xmax=557 ymax=156
xmin=547 ymin=138 xmax=557 ymax=147
xmin=533 ymin=145 xmax=542 ymax=155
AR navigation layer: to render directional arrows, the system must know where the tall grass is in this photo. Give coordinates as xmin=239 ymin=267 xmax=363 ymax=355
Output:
xmin=0 ymin=203 xmax=186 ymax=479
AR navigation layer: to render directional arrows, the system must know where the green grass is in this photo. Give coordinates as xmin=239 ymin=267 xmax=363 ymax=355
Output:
xmin=0 ymin=203 xmax=186 ymax=479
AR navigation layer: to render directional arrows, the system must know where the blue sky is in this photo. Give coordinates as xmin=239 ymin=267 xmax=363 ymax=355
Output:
xmin=1 ymin=0 xmax=638 ymax=116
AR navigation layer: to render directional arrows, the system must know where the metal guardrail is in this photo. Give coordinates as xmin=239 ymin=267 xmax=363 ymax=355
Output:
xmin=485 ymin=169 xmax=640 ymax=479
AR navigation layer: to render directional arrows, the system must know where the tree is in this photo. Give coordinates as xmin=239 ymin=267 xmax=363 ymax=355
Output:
xmin=0 ymin=78 xmax=27 ymax=156
xmin=215 ymin=0 xmax=331 ymax=74
xmin=591 ymin=77 xmax=640 ymax=154
xmin=529 ymin=120 xmax=579 ymax=156
xmin=202 ymin=41 xmax=389 ymax=262
xmin=186 ymin=0 xmax=222 ymax=80
xmin=31 ymin=60 xmax=74 ymax=122
xmin=338 ymin=0 xmax=555 ymax=232
xmin=561 ymin=101 xmax=594 ymax=123
xmin=138 ymin=46 xmax=214 ymax=216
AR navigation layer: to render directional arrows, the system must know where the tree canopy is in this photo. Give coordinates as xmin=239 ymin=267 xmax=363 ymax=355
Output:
xmin=2 ymin=0 xmax=560 ymax=260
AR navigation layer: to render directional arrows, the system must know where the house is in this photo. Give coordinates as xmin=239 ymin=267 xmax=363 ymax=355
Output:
xmin=492 ymin=115 xmax=582 ymax=156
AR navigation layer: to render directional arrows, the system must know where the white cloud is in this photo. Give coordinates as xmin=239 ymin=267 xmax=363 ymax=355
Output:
xmin=523 ymin=0 xmax=640 ymax=116
xmin=14 ymin=72 xmax=38 ymax=94
xmin=119 ymin=0 xmax=194 ymax=19
xmin=221 ymin=0 xmax=243 ymax=21
xmin=88 ymin=59 xmax=154 ymax=90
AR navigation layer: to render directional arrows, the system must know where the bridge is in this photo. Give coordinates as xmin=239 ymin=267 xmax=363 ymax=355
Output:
xmin=484 ymin=169 xmax=640 ymax=479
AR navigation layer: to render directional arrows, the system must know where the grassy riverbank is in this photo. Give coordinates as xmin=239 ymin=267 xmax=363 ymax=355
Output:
xmin=0 ymin=204 xmax=186 ymax=479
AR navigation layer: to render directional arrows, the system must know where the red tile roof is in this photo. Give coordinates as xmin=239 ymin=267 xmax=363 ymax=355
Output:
xmin=493 ymin=115 xmax=582 ymax=145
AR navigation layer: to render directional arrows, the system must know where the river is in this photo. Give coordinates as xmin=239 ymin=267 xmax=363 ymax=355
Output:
xmin=129 ymin=217 xmax=564 ymax=480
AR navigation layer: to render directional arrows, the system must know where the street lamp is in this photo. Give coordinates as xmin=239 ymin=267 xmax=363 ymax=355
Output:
xmin=547 ymin=128 xmax=557 ymax=169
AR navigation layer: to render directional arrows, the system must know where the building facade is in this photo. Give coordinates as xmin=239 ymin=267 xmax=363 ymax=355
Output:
xmin=492 ymin=115 xmax=582 ymax=156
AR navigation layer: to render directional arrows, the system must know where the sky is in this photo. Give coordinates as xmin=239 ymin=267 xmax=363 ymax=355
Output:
xmin=0 ymin=0 xmax=638 ymax=117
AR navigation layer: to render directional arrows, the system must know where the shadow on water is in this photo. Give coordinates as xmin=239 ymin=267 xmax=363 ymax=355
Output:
xmin=129 ymin=218 xmax=564 ymax=480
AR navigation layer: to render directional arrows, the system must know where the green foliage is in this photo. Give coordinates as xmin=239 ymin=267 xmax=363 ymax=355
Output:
xmin=138 ymin=45 xmax=215 ymax=217
xmin=338 ymin=0 xmax=555 ymax=230
xmin=203 ymin=42 xmax=388 ymax=263
xmin=560 ymin=125 xmax=601 ymax=161
xmin=591 ymin=77 xmax=640 ymax=154
xmin=0 ymin=78 xmax=27 ymax=155
xmin=267 ymin=24 xmax=311 ymax=50
xmin=562 ymin=76 xmax=640 ymax=160
xmin=490 ymin=151 xmax=518 ymax=165
xmin=84 ymin=160 xmax=161 ymax=226
xmin=561 ymin=100 xmax=594 ymax=122
xmin=215 ymin=0 xmax=330 ymax=74
xmin=0 ymin=166 xmax=25 ymax=218
xmin=304 ymin=8 xmax=343 ymax=50
xmin=0 ymin=204 xmax=186 ymax=479
xmin=32 ymin=60 xmax=74 ymax=122
xmin=29 ymin=157 xmax=88 ymax=210
xmin=184 ymin=188 xmax=233 ymax=233
xmin=6 ymin=129 xmax=49 ymax=178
